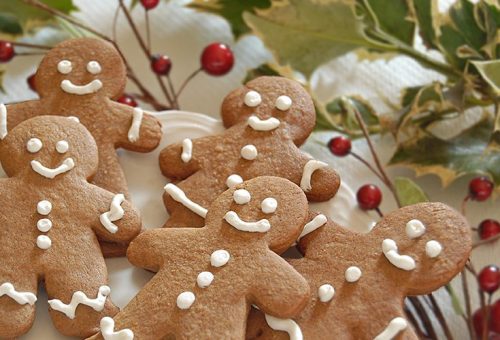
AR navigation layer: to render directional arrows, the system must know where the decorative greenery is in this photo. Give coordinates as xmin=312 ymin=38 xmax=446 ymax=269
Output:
xmin=394 ymin=176 xmax=429 ymax=206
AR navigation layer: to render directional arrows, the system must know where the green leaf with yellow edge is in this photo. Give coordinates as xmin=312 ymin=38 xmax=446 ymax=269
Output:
xmin=244 ymin=63 xmax=279 ymax=83
xmin=412 ymin=0 xmax=439 ymax=49
xmin=0 ymin=13 xmax=23 ymax=35
xmin=0 ymin=0 xmax=77 ymax=36
xmin=437 ymin=24 xmax=468 ymax=69
xmin=390 ymin=117 xmax=500 ymax=187
xmin=471 ymin=60 xmax=500 ymax=95
xmin=445 ymin=284 xmax=465 ymax=316
xmin=394 ymin=177 xmax=429 ymax=207
xmin=189 ymin=0 xmax=271 ymax=38
xmin=449 ymin=0 xmax=486 ymax=51
xmin=243 ymin=0 xmax=373 ymax=77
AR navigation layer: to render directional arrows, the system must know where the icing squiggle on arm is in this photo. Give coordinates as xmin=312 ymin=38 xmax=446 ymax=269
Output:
xmin=0 ymin=282 xmax=37 ymax=305
xmin=128 ymin=107 xmax=144 ymax=143
xmin=298 ymin=214 xmax=327 ymax=240
xmin=374 ymin=317 xmax=408 ymax=340
xmin=223 ymin=211 xmax=270 ymax=232
xmin=48 ymin=286 xmax=110 ymax=319
xmin=100 ymin=317 xmax=134 ymax=340
xmin=181 ymin=138 xmax=193 ymax=163
xmin=264 ymin=314 xmax=303 ymax=340
xmin=0 ymin=103 xmax=7 ymax=139
xmin=164 ymin=183 xmax=208 ymax=218
xmin=100 ymin=194 xmax=126 ymax=234
xmin=300 ymin=160 xmax=328 ymax=192
xmin=31 ymin=158 xmax=75 ymax=179
xmin=382 ymin=239 xmax=416 ymax=271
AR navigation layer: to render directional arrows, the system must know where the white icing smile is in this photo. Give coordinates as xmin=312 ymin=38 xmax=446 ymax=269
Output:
xmin=248 ymin=115 xmax=280 ymax=131
xmin=224 ymin=211 xmax=270 ymax=233
xmin=31 ymin=158 xmax=75 ymax=179
xmin=61 ymin=79 xmax=103 ymax=95
xmin=382 ymin=239 xmax=416 ymax=271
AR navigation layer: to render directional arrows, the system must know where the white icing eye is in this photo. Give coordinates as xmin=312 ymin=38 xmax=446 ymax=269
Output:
xmin=57 ymin=60 xmax=72 ymax=74
xmin=87 ymin=61 xmax=102 ymax=74
xmin=27 ymin=138 xmax=43 ymax=153
xmin=244 ymin=90 xmax=262 ymax=107
xmin=233 ymin=189 xmax=251 ymax=205
xmin=56 ymin=140 xmax=69 ymax=154
xmin=275 ymin=95 xmax=292 ymax=111
xmin=261 ymin=197 xmax=277 ymax=214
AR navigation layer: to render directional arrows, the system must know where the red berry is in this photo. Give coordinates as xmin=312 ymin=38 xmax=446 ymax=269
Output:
xmin=0 ymin=41 xmax=15 ymax=63
xmin=151 ymin=54 xmax=172 ymax=76
xmin=478 ymin=265 xmax=500 ymax=294
xmin=27 ymin=73 xmax=36 ymax=92
xmin=117 ymin=94 xmax=138 ymax=107
xmin=492 ymin=300 xmax=500 ymax=333
xmin=328 ymin=136 xmax=351 ymax=156
xmin=356 ymin=184 xmax=382 ymax=210
xmin=478 ymin=219 xmax=500 ymax=240
xmin=473 ymin=307 xmax=488 ymax=337
xmin=469 ymin=176 xmax=494 ymax=201
xmin=200 ymin=42 xmax=234 ymax=76
xmin=140 ymin=0 xmax=159 ymax=10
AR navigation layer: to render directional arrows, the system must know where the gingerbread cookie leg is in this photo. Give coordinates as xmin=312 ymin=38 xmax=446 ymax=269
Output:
xmin=0 ymin=271 xmax=37 ymax=339
xmin=45 ymin=255 xmax=118 ymax=338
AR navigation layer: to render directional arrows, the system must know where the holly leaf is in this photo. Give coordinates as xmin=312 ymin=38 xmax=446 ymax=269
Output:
xmin=412 ymin=0 xmax=439 ymax=49
xmin=0 ymin=13 xmax=23 ymax=35
xmin=0 ymin=69 xmax=5 ymax=93
xmin=188 ymin=0 xmax=271 ymax=38
xmin=0 ymin=0 xmax=77 ymax=36
xmin=243 ymin=0 xmax=372 ymax=77
xmin=448 ymin=0 xmax=486 ymax=51
xmin=244 ymin=63 xmax=280 ymax=83
xmin=471 ymin=60 xmax=500 ymax=95
xmin=394 ymin=177 xmax=429 ymax=207
xmin=390 ymin=117 xmax=500 ymax=187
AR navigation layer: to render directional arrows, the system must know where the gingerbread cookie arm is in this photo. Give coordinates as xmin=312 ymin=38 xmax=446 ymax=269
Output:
xmin=109 ymin=101 xmax=162 ymax=152
xmin=159 ymin=135 xmax=217 ymax=180
xmin=90 ymin=187 xmax=142 ymax=244
xmin=298 ymin=154 xmax=340 ymax=202
xmin=251 ymin=251 xmax=309 ymax=319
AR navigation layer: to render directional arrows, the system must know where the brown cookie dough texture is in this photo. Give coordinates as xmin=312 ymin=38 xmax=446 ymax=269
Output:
xmin=88 ymin=176 xmax=310 ymax=340
xmin=0 ymin=37 xmax=162 ymax=257
xmin=159 ymin=76 xmax=340 ymax=228
xmin=247 ymin=203 xmax=472 ymax=340
xmin=0 ymin=116 xmax=142 ymax=338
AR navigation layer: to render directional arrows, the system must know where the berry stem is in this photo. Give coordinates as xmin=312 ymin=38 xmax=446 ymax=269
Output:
xmin=14 ymin=52 xmax=46 ymax=56
xmin=145 ymin=10 xmax=151 ymax=52
xmin=461 ymin=266 xmax=476 ymax=340
xmin=473 ymin=233 xmax=500 ymax=248
xmin=175 ymin=68 xmax=202 ymax=102
xmin=428 ymin=293 xmax=454 ymax=340
xmin=461 ymin=195 xmax=469 ymax=216
xmin=7 ymin=41 xmax=52 ymax=50
xmin=341 ymin=97 xmax=402 ymax=208
xmin=350 ymin=151 xmax=386 ymax=184
xmin=374 ymin=207 xmax=383 ymax=218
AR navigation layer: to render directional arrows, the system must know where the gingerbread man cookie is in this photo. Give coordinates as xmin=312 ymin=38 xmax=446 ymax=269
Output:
xmin=0 ymin=116 xmax=142 ymax=338
xmin=159 ymin=76 xmax=340 ymax=228
xmin=247 ymin=204 xmax=471 ymax=340
xmin=88 ymin=176 xmax=310 ymax=340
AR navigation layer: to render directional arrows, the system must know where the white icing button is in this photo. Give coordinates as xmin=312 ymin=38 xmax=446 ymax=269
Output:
xmin=261 ymin=197 xmax=278 ymax=214
xmin=275 ymin=95 xmax=292 ymax=111
xmin=406 ymin=219 xmax=426 ymax=239
xmin=56 ymin=140 xmax=69 ymax=154
xmin=197 ymin=272 xmax=214 ymax=288
xmin=36 ymin=235 xmax=52 ymax=250
xmin=26 ymin=138 xmax=43 ymax=153
xmin=244 ymin=90 xmax=262 ymax=107
xmin=211 ymin=250 xmax=230 ymax=267
xmin=37 ymin=200 xmax=52 ymax=215
xmin=425 ymin=240 xmax=442 ymax=258
xmin=87 ymin=61 xmax=102 ymax=74
xmin=318 ymin=284 xmax=335 ymax=303
xmin=226 ymin=174 xmax=243 ymax=188
xmin=240 ymin=144 xmax=258 ymax=160
xmin=233 ymin=189 xmax=251 ymax=205
xmin=57 ymin=60 xmax=72 ymax=74
xmin=37 ymin=219 xmax=52 ymax=232
xmin=345 ymin=266 xmax=362 ymax=282
xmin=176 ymin=291 xmax=195 ymax=310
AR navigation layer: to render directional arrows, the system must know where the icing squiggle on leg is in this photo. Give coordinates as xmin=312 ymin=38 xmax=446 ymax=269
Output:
xmin=298 ymin=214 xmax=327 ymax=240
xmin=374 ymin=317 xmax=408 ymax=340
xmin=164 ymin=183 xmax=208 ymax=218
xmin=264 ymin=314 xmax=303 ymax=340
xmin=100 ymin=317 xmax=134 ymax=340
xmin=0 ymin=103 xmax=7 ymax=139
xmin=300 ymin=160 xmax=328 ymax=192
xmin=48 ymin=285 xmax=110 ymax=319
xmin=100 ymin=194 xmax=126 ymax=234
xmin=128 ymin=108 xmax=143 ymax=143
xmin=0 ymin=282 xmax=37 ymax=305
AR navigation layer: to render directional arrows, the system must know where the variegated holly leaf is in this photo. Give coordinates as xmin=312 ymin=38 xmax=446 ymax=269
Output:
xmin=189 ymin=0 xmax=271 ymax=38
xmin=0 ymin=0 xmax=77 ymax=36
xmin=471 ymin=60 xmax=500 ymax=96
xmin=394 ymin=177 xmax=429 ymax=207
xmin=390 ymin=117 xmax=500 ymax=187
xmin=411 ymin=0 xmax=439 ymax=49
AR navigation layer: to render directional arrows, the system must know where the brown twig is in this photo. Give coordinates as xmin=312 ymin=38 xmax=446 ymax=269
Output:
xmin=350 ymin=151 xmax=386 ymax=184
xmin=174 ymin=68 xmax=202 ymax=102
xmin=461 ymin=195 xmax=470 ymax=216
xmin=145 ymin=10 xmax=151 ymax=52
xmin=341 ymin=97 xmax=402 ymax=208
xmin=428 ymin=293 xmax=454 ymax=340
xmin=404 ymin=305 xmax=427 ymax=339
xmin=14 ymin=52 xmax=46 ymax=56
xmin=409 ymin=296 xmax=438 ymax=339
xmin=461 ymin=268 xmax=476 ymax=340
xmin=473 ymin=233 xmax=500 ymax=248
xmin=8 ymin=41 xmax=53 ymax=50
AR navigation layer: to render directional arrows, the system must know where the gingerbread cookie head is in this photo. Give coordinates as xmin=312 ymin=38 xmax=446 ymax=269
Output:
xmin=204 ymin=176 xmax=309 ymax=254
xmin=35 ymin=38 xmax=126 ymax=100
xmin=0 ymin=115 xmax=98 ymax=180
xmin=221 ymin=76 xmax=315 ymax=145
